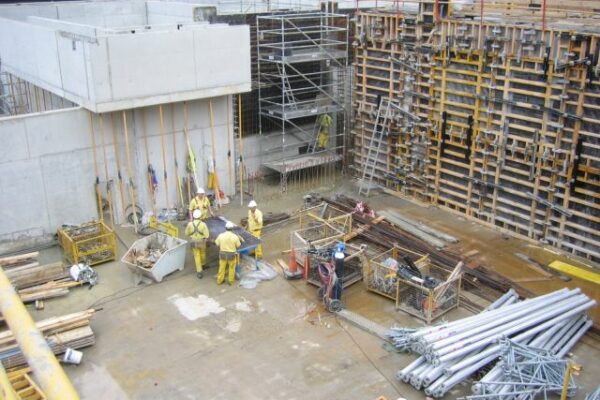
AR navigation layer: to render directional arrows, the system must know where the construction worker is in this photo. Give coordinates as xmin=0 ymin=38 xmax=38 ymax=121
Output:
xmin=185 ymin=209 xmax=209 ymax=279
xmin=247 ymin=200 xmax=263 ymax=259
xmin=188 ymin=187 xmax=213 ymax=220
xmin=316 ymin=113 xmax=333 ymax=150
xmin=215 ymin=221 xmax=241 ymax=285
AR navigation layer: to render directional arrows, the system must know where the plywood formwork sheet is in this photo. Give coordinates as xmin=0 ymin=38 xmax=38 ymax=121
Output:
xmin=352 ymin=9 xmax=600 ymax=263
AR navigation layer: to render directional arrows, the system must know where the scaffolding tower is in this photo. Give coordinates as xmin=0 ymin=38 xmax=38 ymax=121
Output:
xmin=257 ymin=11 xmax=349 ymax=191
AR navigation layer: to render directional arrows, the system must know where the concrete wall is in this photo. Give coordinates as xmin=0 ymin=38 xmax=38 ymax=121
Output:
xmin=0 ymin=95 xmax=234 ymax=249
xmin=146 ymin=1 xmax=198 ymax=24
xmin=0 ymin=5 xmax=251 ymax=113
xmin=0 ymin=107 xmax=97 ymax=246
xmin=0 ymin=1 xmax=147 ymax=26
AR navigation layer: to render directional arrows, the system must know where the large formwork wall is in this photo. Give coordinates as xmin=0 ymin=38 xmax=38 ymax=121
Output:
xmin=352 ymin=11 xmax=600 ymax=263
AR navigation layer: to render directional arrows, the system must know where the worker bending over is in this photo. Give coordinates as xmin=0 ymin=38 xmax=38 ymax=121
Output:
xmin=247 ymin=200 xmax=263 ymax=259
xmin=189 ymin=188 xmax=213 ymax=220
xmin=185 ymin=209 xmax=209 ymax=279
xmin=215 ymin=221 xmax=241 ymax=285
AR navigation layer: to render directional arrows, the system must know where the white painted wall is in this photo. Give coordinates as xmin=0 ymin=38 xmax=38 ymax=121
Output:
xmin=0 ymin=96 xmax=234 ymax=249
xmin=0 ymin=6 xmax=251 ymax=113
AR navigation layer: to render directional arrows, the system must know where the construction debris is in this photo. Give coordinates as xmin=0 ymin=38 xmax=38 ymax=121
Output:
xmin=0 ymin=309 xmax=96 ymax=369
xmin=129 ymin=246 xmax=168 ymax=269
xmin=122 ymin=232 xmax=187 ymax=283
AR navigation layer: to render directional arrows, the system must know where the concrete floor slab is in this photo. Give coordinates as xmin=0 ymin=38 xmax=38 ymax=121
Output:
xmin=22 ymin=179 xmax=600 ymax=399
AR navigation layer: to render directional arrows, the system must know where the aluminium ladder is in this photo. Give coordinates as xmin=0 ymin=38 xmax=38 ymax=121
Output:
xmin=358 ymin=99 xmax=392 ymax=197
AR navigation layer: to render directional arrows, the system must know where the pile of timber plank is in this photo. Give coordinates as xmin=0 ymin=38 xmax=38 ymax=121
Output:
xmin=0 ymin=309 xmax=96 ymax=369
xmin=0 ymin=252 xmax=81 ymax=303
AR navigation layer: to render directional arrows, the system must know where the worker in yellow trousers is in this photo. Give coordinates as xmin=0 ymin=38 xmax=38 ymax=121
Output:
xmin=247 ymin=200 xmax=263 ymax=259
xmin=185 ymin=209 xmax=209 ymax=279
xmin=317 ymin=113 xmax=333 ymax=150
xmin=215 ymin=221 xmax=241 ymax=285
xmin=188 ymin=187 xmax=213 ymax=220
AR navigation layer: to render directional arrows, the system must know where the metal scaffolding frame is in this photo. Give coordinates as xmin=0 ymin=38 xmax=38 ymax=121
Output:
xmin=257 ymin=11 xmax=349 ymax=191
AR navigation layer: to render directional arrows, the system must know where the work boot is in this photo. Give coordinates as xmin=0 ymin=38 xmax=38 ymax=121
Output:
xmin=197 ymin=272 xmax=203 ymax=279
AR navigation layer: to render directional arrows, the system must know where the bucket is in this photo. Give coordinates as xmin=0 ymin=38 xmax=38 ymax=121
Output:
xmin=63 ymin=348 xmax=83 ymax=364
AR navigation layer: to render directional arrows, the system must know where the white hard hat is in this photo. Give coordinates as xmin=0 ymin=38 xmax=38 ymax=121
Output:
xmin=225 ymin=221 xmax=235 ymax=230
xmin=192 ymin=209 xmax=202 ymax=219
xmin=197 ymin=188 xmax=205 ymax=194
xmin=248 ymin=200 xmax=257 ymax=208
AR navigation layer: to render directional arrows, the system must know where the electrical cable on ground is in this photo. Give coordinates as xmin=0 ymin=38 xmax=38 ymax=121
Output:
xmin=335 ymin=317 xmax=404 ymax=397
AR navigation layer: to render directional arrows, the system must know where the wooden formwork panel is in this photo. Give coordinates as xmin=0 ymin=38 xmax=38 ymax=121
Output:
xmin=352 ymin=11 xmax=600 ymax=263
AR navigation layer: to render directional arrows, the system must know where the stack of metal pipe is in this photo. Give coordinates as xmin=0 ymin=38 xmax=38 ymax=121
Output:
xmin=388 ymin=288 xmax=595 ymax=398
xmin=586 ymin=385 xmax=600 ymax=400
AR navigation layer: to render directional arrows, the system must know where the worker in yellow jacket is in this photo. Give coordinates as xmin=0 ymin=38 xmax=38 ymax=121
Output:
xmin=188 ymin=187 xmax=213 ymax=220
xmin=214 ymin=221 xmax=242 ymax=285
xmin=247 ymin=200 xmax=263 ymax=259
xmin=317 ymin=113 xmax=333 ymax=150
xmin=185 ymin=209 xmax=210 ymax=279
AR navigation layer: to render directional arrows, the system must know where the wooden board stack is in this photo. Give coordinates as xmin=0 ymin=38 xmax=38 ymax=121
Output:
xmin=0 ymin=309 xmax=96 ymax=369
xmin=0 ymin=252 xmax=81 ymax=303
xmin=352 ymin=4 xmax=600 ymax=263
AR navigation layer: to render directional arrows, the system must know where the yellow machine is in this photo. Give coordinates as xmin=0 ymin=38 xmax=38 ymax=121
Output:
xmin=148 ymin=216 xmax=179 ymax=237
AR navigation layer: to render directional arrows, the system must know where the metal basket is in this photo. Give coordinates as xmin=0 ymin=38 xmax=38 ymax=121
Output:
xmin=396 ymin=263 xmax=462 ymax=324
xmin=57 ymin=220 xmax=116 ymax=266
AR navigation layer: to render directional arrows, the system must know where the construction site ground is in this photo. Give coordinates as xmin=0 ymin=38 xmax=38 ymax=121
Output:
xmin=30 ymin=176 xmax=600 ymax=400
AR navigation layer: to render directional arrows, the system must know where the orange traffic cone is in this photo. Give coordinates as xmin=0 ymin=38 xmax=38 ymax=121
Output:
xmin=289 ymin=248 xmax=298 ymax=273
xmin=303 ymin=254 xmax=310 ymax=280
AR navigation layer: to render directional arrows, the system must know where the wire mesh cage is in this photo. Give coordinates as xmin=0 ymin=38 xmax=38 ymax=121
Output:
xmin=298 ymin=202 xmax=353 ymax=235
xmin=396 ymin=263 xmax=461 ymax=324
xmin=364 ymin=245 xmax=429 ymax=301
xmin=57 ymin=220 xmax=117 ymax=266
xmin=290 ymin=221 xmax=345 ymax=266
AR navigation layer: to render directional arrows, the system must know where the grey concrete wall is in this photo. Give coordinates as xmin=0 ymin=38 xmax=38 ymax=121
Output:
xmin=146 ymin=1 xmax=197 ymax=24
xmin=0 ymin=8 xmax=251 ymax=113
xmin=0 ymin=1 xmax=146 ymax=26
xmin=0 ymin=96 xmax=234 ymax=249
xmin=0 ymin=107 xmax=98 ymax=246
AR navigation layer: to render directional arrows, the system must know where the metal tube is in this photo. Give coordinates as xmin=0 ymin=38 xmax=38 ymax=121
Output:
xmin=436 ymin=296 xmax=594 ymax=365
xmin=430 ymin=290 xmax=579 ymax=351
xmin=433 ymin=297 xmax=583 ymax=360
xmin=551 ymin=317 xmax=588 ymax=355
xmin=0 ymin=267 xmax=79 ymax=400
xmin=485 ymin=289 xmax=517 ymax=311
xmin=544 ymin=315 xmax=585 ymax=351
xmin=556 ymin=319 xmax=593 ymax=358
xmin=418 ymin=289 xmax=572 ymax=343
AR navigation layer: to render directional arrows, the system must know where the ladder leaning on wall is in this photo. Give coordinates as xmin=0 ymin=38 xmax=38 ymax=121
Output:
xmin=358 ymin=98 xmax=393 ymax=197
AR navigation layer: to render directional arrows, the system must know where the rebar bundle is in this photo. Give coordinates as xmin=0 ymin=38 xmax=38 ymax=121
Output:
xmin=388 ymin=288 xmax=595 ymax=398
